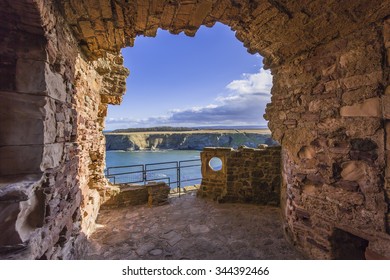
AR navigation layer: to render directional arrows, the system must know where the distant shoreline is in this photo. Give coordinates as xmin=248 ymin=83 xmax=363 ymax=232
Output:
xmin=105 ymin=129 xmax=271 ymax=136
xmin=105 ymin=129 xmax=276 ymax=151
xmin=104 ymin=126 xmax=269 ymax=134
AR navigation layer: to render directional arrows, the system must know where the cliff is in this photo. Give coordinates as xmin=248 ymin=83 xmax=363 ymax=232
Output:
xmin=105 ymin=130 xmax=277 ymax=151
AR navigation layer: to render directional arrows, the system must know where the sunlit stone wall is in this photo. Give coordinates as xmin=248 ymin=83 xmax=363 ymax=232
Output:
xmin=199 ymin=146 xmax=281 ymax=205
xmin=1 ymin=0 xmax=389 ymax=259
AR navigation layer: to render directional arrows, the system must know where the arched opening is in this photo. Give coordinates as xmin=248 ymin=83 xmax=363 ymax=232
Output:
xmin=104 ymin=23 xmax=274 ymax=190
xmin=95 ymin=26 xmax=289 ymax=260
xmin=1 ymin=0 xmax=389 ymax=260
xmin=75 ymin=0 xmax=390 ymax=259
xmin=105 ymin=24 xmax=270 ymax=132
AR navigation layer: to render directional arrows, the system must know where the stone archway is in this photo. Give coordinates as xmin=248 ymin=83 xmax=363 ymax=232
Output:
xmin=1 ymin=0 xmax=390 ymax=259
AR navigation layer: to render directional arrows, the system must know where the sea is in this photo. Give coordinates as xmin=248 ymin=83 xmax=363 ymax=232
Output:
xmin=105 ymin=150 xmax=204 ymax=188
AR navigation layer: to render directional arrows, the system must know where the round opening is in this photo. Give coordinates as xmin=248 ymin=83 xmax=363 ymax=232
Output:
xmin=209 ymin=157 xmax=223 ymax=171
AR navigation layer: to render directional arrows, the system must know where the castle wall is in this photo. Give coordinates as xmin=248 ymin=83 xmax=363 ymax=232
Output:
xmin=1 ymin=0 xmax=389 ymax=259
xmin=265 ymin=23 xmax=390 ymax=259
xmin=199 ymin=146 xmax=281 ymax=206
xmin=0 ymin=0 xmax=127 ymax=259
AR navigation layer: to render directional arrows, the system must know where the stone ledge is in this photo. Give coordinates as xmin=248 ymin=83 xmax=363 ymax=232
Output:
xmin=101 ymin=182 xmax=171 ymax=209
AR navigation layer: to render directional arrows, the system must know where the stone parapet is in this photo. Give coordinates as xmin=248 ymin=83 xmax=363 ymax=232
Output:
xmin=101 ymin=185 xmax=148 ymax=209
xmin=1 ymin=0 xmax=390 ymax=260
xmin=148 ymin=183 xmax=171 ymax=207
xmin=101 ymin=182 xmax=170 ymax=209
xmin=199 ymin=146 xmax=281 ymax=206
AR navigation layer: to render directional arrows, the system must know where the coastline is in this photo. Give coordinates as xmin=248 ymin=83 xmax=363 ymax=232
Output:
xmin=104 ymin=128 xmax=271 ymax=136
xmin=105 ymin=130 xmax=276 ymax=151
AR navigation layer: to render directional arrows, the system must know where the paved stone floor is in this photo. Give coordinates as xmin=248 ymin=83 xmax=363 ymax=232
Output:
xmin=85 ymin=192 xmax=306 ymax=260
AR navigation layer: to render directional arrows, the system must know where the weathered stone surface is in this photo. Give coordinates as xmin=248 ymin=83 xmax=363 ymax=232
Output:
xmin=149 ymin=248 xmax=163 ymax=256
xmin=1 ymin=0 xmax=390 ymax=260
xmin=0 ymin=93 xmax=45 ymax=146
xmin=199 ymin=146 xmax=281 ymax=206
xmin=189 ymin=224 xmax=210 ymax=234
xmin=56 ymin=0 xmax=390 ymax=68
xmin=0 ymin=146 xmax=43 ymax=176
xmin=148 ymin=183 xmax=170 ymax=207
xmin=86 ymin=194 xmax=305 ymax=260
xmin=101 ymin=185 xmax=147 ymax=209
xmin=340 ymin=98 xmax=381 ymax=117
xmin=298 ymin=146 xmax=316 ymax=160
xmin=101 ymin=182 xmax=171 ymax=209
xmin=0 ymin=201 xmax=24 ymax=248
xmin=0 ymin=177 xmax=44 ymax=252
xmin=162 ymin=230 xmax=182 ymax=247
xmin=386 ymin=122 xmax=390 ymax=150
xmin=383 ymin=95 xmax=390 ymax=119
xmin=340 ymin=161 xmax=367 ymax=182
xmin=0 ymin=0 xmax=113 ymax=260
xmin=136 ymin=243 xmax=156 ymax=257
xmin=40 ymin=143 xmax=64 ymax=170
xmin=15 ymin=59 xmax=46 ymax=93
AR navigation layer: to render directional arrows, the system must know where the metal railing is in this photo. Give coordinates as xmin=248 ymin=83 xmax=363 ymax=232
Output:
xmin=105 ymin=159 xmax=202 ymax=196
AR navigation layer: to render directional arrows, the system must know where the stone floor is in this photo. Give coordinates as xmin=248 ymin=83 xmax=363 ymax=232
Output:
xmin=85 ymin=192 xmax=306 ymax=260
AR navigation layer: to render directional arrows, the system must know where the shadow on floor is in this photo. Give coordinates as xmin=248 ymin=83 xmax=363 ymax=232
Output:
xmin=85 ymin=192 xmax=305 ymax=260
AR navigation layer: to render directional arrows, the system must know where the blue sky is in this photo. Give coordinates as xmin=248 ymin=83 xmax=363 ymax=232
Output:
xmin=105 ymin=23 xmax=272 ymax=130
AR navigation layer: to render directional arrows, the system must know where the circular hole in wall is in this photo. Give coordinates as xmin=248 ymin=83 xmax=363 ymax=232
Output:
xmin=209 ymin=157 xmax=223 ymax=171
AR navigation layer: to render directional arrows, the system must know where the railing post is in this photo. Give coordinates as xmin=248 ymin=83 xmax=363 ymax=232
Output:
xmin=143 ymin=165 xmax=146 ymax=185
xmin=177 ymin=161 xmax=181 ymax=198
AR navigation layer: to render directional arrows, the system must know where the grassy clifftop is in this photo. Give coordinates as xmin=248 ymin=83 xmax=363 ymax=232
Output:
xmin=105 ymin=130 xmax=276 ymax=151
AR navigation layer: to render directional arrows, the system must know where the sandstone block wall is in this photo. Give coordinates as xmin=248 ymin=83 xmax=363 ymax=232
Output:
xmin=199 ymin=146 xmax=281 ymax=205
xmin=148 ymin=183 xmax=171 ymax=207
xmin=0 ymin=0 xmax=127 ymax=259
xmin=101 ymin=185 xmax=148 ymax=209
xmin=0 ymin=0 xmax=82 ymax=259
xmin=265 ymin=21 xmax=390 ymax=259
xmin=101 ymin=182 xmax=170 ymax=209
xmin=1 ymin=0 xmax=390 ymax=259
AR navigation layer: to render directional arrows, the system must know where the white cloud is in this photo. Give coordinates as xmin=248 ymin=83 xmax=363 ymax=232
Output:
xmin=105 ymin=69 xmax=272 ymax=130
xmin=226 ymin=69 xmax=272 ymax=94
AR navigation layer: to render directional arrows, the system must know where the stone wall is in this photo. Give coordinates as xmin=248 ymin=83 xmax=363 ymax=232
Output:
xmin=199 ymin=146 xmax=281 ymax=206
xmin=148 ymin=183 xmax=171 ymax=207
xmin=73 ymin=53 xmax=127 ymax=237
xmin=265 ymin=22 xmax=390 ymax=259
xmin=101 ymin=185 xmax=148 ymax=209
xmin=0 ymin=0 xmax=82 ymax=259
xmin=383 ymin=17 xmax=390 ymax=244
xmin=0 ymin=0 xmax=127 ymax=259
xmin=101 ymin=182 xmax=170 ymax=209
xmin=1 ymin=0 xmax=390 ymax=259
